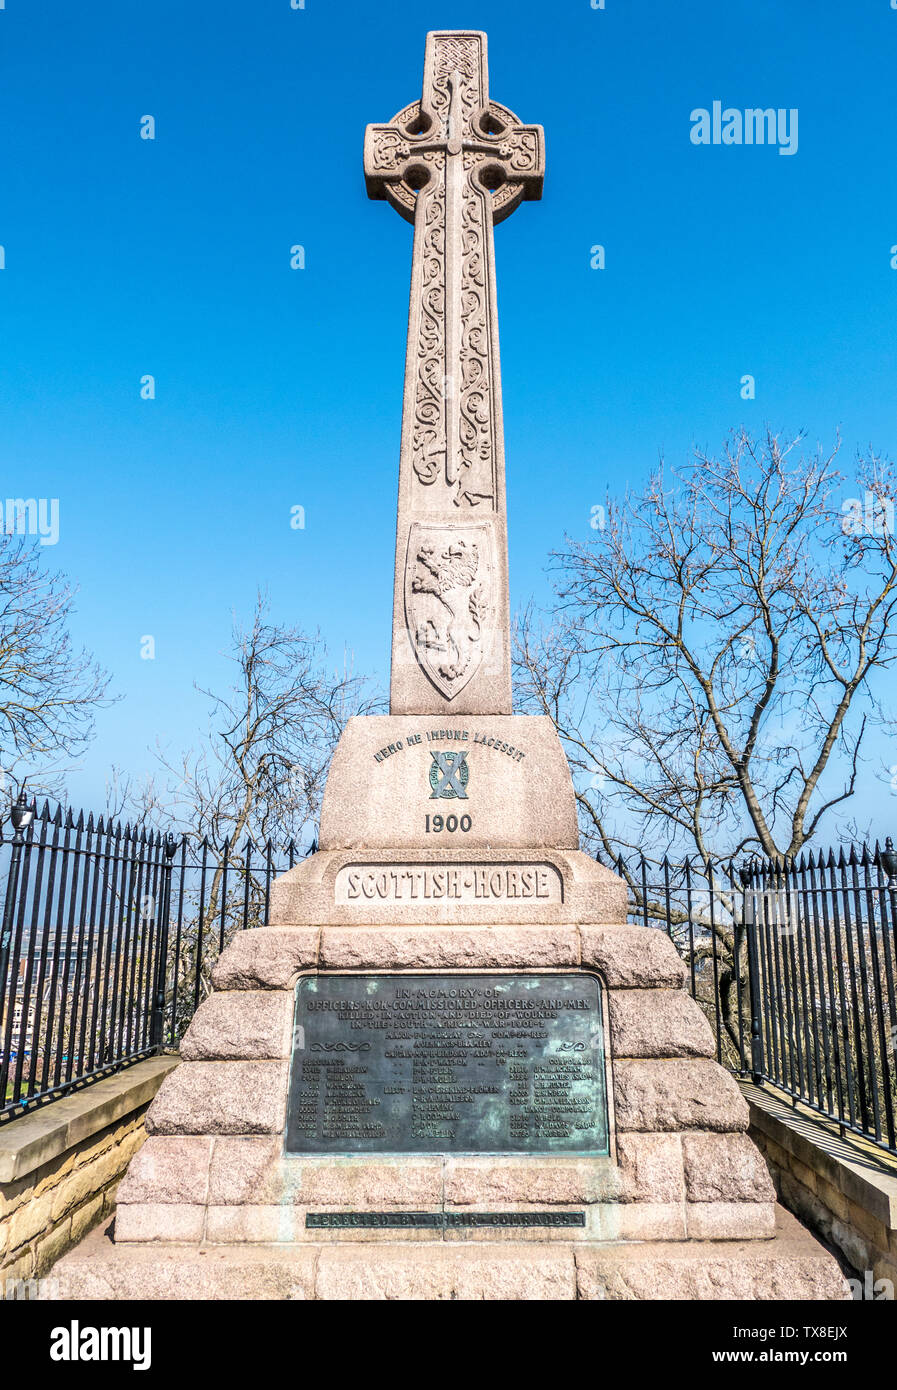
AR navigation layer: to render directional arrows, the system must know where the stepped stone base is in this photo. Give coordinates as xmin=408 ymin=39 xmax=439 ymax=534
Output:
xmin=39 ymin=906 xmax=848 ymax=1300
xmin=41 ymin=920 xmax=849 ymax=1299
xmin=48 ymin=1207 xmax=849 ymax=1300
xmin=108 ymin=922 xmax=778 ymax=1251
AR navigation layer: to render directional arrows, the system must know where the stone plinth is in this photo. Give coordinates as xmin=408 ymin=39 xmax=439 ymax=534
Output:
xmin=319 ymin=715 xmax=578 ymax=851
xmin=271 ymin=711 xmax=626 ymax=930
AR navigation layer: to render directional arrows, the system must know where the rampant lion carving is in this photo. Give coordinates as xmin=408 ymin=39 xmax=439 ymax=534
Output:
xmin=408 ymin=534 xmax=490 ymax=691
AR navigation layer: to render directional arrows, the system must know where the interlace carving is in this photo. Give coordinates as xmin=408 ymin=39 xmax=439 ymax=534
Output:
xmin=365 ymin=32 xmax=543 ymax=700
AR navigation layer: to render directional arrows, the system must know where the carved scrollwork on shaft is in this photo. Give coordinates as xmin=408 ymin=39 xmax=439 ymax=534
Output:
xmin=456 ymin=164 xmax=494 ymax=507
xmin=411 ymin=178 xmax=446 ymax=487
xmin=365 ymin=40 xmax=544 ymax=519
xmin=365 ymin=33 xmax=544 ymax=704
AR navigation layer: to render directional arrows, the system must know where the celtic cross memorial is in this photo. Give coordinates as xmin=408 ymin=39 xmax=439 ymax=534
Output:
xmin=47 ymin=31 xmax=844 ymax=1306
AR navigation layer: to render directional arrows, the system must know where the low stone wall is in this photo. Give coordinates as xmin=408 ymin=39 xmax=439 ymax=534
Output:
xmin=744 ymin=1082 xmax=897 ymax=1297
xmin=0 ymin=1056 xmax=178 ymax=1289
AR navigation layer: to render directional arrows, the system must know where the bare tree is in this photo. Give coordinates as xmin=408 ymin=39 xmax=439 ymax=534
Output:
xmin=0 ymin=536 xmax=111 ymax=792
xmin=515 ymin=428 xmax=897 ymax=1061
xmin=124 ymin=592 xmax=381 ymax=1021
xmin=515 ymin=428 xmax=897 ymax=865
xmin=151 ymin=592 xmax=379 ymax=847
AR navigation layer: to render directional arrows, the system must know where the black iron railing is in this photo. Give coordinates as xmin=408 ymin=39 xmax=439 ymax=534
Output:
xmin=611 ymin=844 xmax=897 ymax=1157
xmin=739 ymin=847 xmax=897 ymax=1154
xmin=2 ymin=788 xmax=896 ymax=1156
xmin=0 ymin=796 xmax=178 ymax=1122
xmin=611 ymin=852 xmax=746 ymax=1066
xmin=0 ymin=794 xmax=298 ymax=1124
xmin=160 ymin=830 xmax=298 ymax=1047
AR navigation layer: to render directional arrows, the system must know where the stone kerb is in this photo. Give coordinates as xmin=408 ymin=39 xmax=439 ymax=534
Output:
xmin=745 ymin=1082 xmax=897 ymax=1292
xmin=0 ymin=1056 xmax=177 ymax=1285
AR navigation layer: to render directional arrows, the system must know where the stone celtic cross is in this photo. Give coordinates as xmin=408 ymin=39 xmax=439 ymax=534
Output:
xmin=365 ymin=31 xmax=544 ymax=715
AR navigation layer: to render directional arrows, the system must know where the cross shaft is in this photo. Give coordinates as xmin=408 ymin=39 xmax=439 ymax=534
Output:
xmin=365 ymin=31 xmax=544 ymax=714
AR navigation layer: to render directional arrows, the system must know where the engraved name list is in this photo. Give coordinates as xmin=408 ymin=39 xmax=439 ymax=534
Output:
xmin=286 ymin=972 xmax=609 ymax=1157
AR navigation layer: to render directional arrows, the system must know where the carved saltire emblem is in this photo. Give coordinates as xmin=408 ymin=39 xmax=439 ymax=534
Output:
xmin=429 ymin=751 xmax=470 ymax=799
xmin=404 ymin=521 xmax=494 ymax=699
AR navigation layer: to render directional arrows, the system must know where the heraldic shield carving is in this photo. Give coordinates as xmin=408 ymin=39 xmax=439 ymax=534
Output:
xmin=404 ymin=520 xmax=495 ymax=700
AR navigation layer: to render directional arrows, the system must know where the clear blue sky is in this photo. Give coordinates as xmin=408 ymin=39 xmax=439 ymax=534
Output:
xmin=2 ymin=0 xmax=896 ymax=832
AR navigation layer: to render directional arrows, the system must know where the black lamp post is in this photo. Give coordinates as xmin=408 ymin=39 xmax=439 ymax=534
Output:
xmin=0 ymin=792 xmax=35 ymax=1033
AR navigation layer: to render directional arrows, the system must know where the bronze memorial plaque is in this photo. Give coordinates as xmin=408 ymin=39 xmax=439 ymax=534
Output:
xmin=285 ymin=972 xmax=609 ymax=1156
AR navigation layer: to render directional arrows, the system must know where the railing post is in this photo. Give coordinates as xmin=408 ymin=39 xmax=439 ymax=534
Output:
xmin=733 ymin=881 xmax=745 ymax=1077
xmin=151 ymin=833 xmax=179 ymax=1050
xmin=741 ymin=861 xmax=764 ymax=1085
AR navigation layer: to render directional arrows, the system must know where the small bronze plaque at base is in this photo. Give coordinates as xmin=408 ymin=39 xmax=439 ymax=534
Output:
xmin=306 ymin=1212 xmax=587 ymax=1229
xmin=286 ymin=971 xmax=608 ymax=1157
